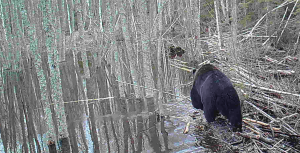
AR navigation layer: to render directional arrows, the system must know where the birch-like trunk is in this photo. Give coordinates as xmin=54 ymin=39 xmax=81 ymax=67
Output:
xmin=119 ymin=2 xmax=137 ymax=98
xmin=214 ymin=0 xmax=223 ymax=50
xmin=157 ymin=0 xmax=165 ymax=115
xmin=231 ymin=0 xmax=238 ymax=59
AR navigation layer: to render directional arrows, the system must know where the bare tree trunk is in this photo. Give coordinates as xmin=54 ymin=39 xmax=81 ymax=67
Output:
xmin=226 ymin=0 xmax=230 ymax=16
xmin=85 ymin=51 xmax=101 ymax=153
xmin=221 ymin=0 xmax=229 ymax=25
xmin=157 ymin=0 xmax=164 ymax=115
xmin=196 ymin=0 xmax=204 ymax=61
xmin=15 ymin=73 xmax=28 ymax=153
xmin=25 ymin=59 xmax=42 ymax=152
xmin=214 ymin=0 xmax=223 ymax=50
xmin=96 ymin=59 xmax=113 ymax=152
xmin=0 ymin=104 xmax=8 ymax=153
xmin=119 ymin=2 xmax=137 ymax=99
xmin=149 ymin=0 xmax=158 ymax=100
xmin=266 ymin=1 xmax=269 ymax=36
xmin=147 ymin=97 xmax=162 ymax=152
xmin=136 ymin=98 xmax=145 ymax=152
xmin=231 ymin=0 xmax=238 ymax=59
xmin=220 ymin=0 xmax=226 ymax=21
xmin=6 ymin=72 xmax=17 ymax=153
xmin=21 ymin=59 xmax=41 ymax=153
xmin=57 ymin=0 xmax=66 ymax=61
xmin=41 ymin=52 xmax=60 ymax=143
xmin=59 ymin=50 xmax=81 ymax=153
xmin=129 ymin=0 xmax=146 ymax=99
xmin=75 ymin=52 xmax=89 ymax=152
xmin=66 ymin=0 xmax=74 ymax=33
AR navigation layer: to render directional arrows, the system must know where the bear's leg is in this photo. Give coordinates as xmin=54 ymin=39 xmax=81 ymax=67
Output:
xmin=217 ymin=88 xmax=242 ymax=131
xmin=202 ymin=94 xmax=217 ymax=122
xmin=190 ymin=86 xmax=203 ymax=110
xmin=215 ymin=96 xmax=229 ymax=118
xmin=203 ymin=107 xmax=218 ymax=122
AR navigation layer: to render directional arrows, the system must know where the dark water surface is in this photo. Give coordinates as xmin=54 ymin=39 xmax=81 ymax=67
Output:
xmin=93 ymin=98 xmax=204 ymax=153
xmin=1 ymin=98 xmax=212 ymax=153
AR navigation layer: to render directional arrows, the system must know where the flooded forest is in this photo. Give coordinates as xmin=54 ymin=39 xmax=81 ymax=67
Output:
xmin=1 ymin=0 xmax=300 ymax=153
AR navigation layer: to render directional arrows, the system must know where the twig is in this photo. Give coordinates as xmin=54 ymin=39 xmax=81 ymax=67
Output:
xmin=277 ymin=0 xmax=299 ymax=45
xmin=233 ymin=80 xmax=300 ymax=98
xmin=170 ymin=64 xmax=192 ymax=72
xmin=244 ymin=118 xmax=281 ymax=131
xmin=169 ymin=61 xmax=194 ymax=69
xmin=183 ymin=122 xmax=190 ymax=134
xmin=33 ymin=97 xmax=115 ymax=111
xmin=116 ymin=80 xmax=190 ymax=100
xmin=242 ymin=0 xmax=296 ymax=42
xmin=260 ymin=129 xmax=300 ymax=138
xmin=244 ymin=125 xmax=261 ymax=135
xmin=249 ymin=91 xmax=298 ymax=109
xmin=170 ymin=59 xmax=188 ymax=64
xmin=236 ymin=133 xmax=275 ymax=145
xmin=281 ymin=113 xmax=299 ymax=120
xmin=279 ymin=119 xmax=299 ymax=135
xmin=252 ymin=139 xmax=264 ymax=153
xmin=244 ymin=101 xmax=278 ymax=123
xmin=243 ymin=119 xmax=264 ymax=132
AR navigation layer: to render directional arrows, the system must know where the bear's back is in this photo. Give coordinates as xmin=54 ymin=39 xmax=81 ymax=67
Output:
xmin=210 ymin=70 xmax=234 ymax=92
xmin=194 ymin=64 xmax=218 ymax=79
xmin=194 ymin=64 xmax=234 ymax=94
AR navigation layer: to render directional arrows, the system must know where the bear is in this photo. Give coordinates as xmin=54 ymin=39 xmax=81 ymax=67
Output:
xmin=190 ymin=64 xmax=242 ymax=132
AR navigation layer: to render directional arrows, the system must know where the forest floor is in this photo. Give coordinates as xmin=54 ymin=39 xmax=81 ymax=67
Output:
xmin=177 ymin=44 xmax=300 ymax=152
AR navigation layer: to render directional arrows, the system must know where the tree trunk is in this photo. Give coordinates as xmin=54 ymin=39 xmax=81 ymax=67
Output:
xmin=157 ymin=0 xmax=165 ymax=115
xmin=214 ymin=0 xmax=223 ymax=50
xmin=231 ymin=0 xmax=238 ymax=60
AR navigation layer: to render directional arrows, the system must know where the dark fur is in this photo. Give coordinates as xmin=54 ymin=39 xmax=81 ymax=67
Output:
xmin=191 ymin=64 xmax=242 ymax=132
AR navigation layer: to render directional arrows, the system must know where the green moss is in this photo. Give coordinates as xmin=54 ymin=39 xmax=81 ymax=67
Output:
xmin=78 ymin=61 xmax=83 ymax=69
xmin=203 ymin=0 xmax=214 ymax=7
xmin=239 ymin=12 xmax=254 ymax=27
xmin=243 ymin=94 xmax=249 ymax=99
xmin=233 ymin=83 xmax=245 ymax=89
xmin=241 ymin=0 xmax=253 ymax=8
xmin=294 ymin=8 xmax=300 ymax=15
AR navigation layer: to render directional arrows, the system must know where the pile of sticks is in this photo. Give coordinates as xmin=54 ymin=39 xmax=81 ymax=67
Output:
xmin=172 ymin=51 xmax=300 ymax=152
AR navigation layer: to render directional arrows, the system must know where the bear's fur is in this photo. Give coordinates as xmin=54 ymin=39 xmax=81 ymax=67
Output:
xmin=191 ymin=64 xmax=242 ymax=132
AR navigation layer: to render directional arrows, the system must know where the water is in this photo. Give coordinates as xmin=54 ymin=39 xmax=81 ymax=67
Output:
xmin=0 ymin=98 xmax=228 ymax=153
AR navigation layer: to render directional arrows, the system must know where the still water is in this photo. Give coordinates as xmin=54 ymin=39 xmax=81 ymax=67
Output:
xmin=0 ymin=98 xmax=219 ymax=153
xmin=91 ymin=98 xmax=203 ymax=153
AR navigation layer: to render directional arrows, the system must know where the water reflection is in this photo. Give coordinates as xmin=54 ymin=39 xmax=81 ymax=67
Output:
xmin=75 ymin=97 xmax=199 ymax=153
xmin=0 ymin=97 xmax=207 ymax=152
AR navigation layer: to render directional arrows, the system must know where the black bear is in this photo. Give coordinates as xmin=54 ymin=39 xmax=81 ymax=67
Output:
xmin=191 ymin=64 xmax=242 ymax=132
